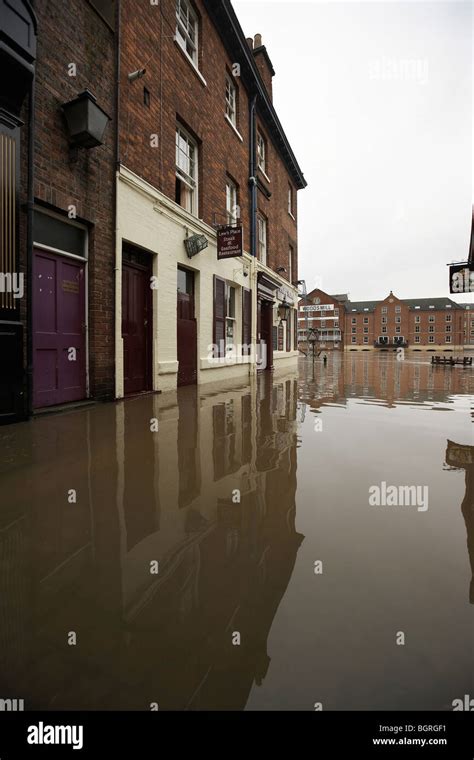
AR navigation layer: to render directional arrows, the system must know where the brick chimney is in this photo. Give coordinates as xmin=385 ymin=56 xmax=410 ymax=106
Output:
xmin=252 ymin=33 xmax=275 ymax=101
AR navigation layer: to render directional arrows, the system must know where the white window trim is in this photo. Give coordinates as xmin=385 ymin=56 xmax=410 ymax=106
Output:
xmin=176 ymin=124 xmax=198 ymax=216
xmin=226 ymin=179 xmax=239 ymax=226
xmin=224 ymin=114 xmax=243 ymax=142
xmin=257 ymin=213 xmax=267 ymax=266
xmin=173 ymin=38 xmax=207 ymax=87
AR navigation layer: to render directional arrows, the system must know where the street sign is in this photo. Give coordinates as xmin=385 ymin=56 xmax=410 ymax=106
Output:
xmin=217 ymin=225 xmax=243 ymax=260
xmin=449 ymin=264 xmax=474 ymax=294
xmin=301 ymin=304 xmax=334 ymax=312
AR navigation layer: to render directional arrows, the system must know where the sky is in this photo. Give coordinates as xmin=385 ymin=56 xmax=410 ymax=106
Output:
xmin=233 ymin=0 xmax=473 ymax=303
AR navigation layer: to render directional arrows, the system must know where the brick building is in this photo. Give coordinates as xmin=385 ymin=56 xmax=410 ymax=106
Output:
xmin=115 ymin=0 xmax=306 ymax=395
xmin=1 ymin=0 xmax=116 ymax=423
xmin=298 ymin=288 xmax=467 ymax=352
xmin=1 ymin=0 xmax=305 ymax=424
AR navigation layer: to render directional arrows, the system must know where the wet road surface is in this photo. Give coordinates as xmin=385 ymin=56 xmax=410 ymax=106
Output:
xmin=0 ymin=353 xmax=472 ymax=710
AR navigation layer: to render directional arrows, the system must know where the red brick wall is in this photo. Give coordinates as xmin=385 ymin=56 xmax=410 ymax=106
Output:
xmin=29 ymin=0 xmax=116 ymax=401
xmin=119 ymin=0 xmax=298 ymax=286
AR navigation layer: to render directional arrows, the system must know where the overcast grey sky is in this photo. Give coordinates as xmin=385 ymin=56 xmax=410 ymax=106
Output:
xmin=234 ymin=0 xmax=473 ymax=303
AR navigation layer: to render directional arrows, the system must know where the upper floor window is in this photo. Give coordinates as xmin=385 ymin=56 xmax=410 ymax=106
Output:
xmin=415 ymin=315 xmax=420 ymax=323
xmin=351 ymin=317 xmax=356 ymax=324
xmin=176 ymin=0 xmax=198 ymax=65
xmin=288 ymin=245 xmax=294 ymax=284
xmin=363 ymin=317 xmax=368 ymax=324
xmin=257 ymin=213 xmax=267 ymax=266
xmin=257 ymin=131 xmax=266 ymax=173
xmin=445 ymin=314 xmax=452 ymax=322
xmin=334 ymin=308 xmax=339 ymax=318
xmin=428 ymin=315 xmax=435 ymax=323
xmin=395 ymin=305 xmax=401 ymax=313
xmin=225 ymin=74 xmax=237 ymax=126
xmin=382 ymin=306 xmax=387 ymax=313
xmin=226 ymin=179 xmax=238 ymax=225
xmin=381 ymin=316 xmax=387 ymax=324
xmin=395 ymin=316 xmax=401 ymax=323
xmin=175 ymin=125 xmax=198 ymax=215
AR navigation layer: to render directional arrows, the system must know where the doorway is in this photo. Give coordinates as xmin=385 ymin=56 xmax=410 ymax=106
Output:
xmin=177 ymin=267 xmax=197 ymax=386
xmin=33 ymin=249 xmax=86 ymax=408
xmin=258 ymin=299 xmax=274 ymax=371
xmin=122 ymin=246 xmax=152 ymax=395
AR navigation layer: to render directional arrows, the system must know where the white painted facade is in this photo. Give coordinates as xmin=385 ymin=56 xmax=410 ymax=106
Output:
xmin=115 ymin=166 xmax=298 ymax=398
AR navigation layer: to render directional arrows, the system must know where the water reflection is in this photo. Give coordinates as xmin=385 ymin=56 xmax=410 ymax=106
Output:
xmin=445 ymin=440 xmax=474 ymax=604
xmin=0 ymin=372 xmax=302 ymax=710
xmin=299 ymin=351 xmax=473 ymax=412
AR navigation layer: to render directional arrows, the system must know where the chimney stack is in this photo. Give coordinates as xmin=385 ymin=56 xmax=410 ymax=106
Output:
xmin=251 ymin=33 xmax=275 ymax=101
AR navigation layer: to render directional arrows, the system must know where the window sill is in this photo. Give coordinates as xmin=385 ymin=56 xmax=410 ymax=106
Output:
xmin=224 ymin=114 xmax=243 ymax=142
xmin=173 ymin=38 xmax=207 ymax=87
xmin=258 ymin=167 xmax=271 ymax=184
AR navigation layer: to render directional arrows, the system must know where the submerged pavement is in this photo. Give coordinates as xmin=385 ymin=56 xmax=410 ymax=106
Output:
xmin=0 ymin=353 xmax=472 ymax=710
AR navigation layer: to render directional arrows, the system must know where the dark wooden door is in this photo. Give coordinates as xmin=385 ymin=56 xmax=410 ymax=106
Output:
xmin=122 ymin=260 xmax=152 ymax=395
xmin=33 ymin=249 xmax=86 ymax=408
xmin=177 ymin=267 xmax=197 ymax=386
xmin=258 ymin=300 xmax=273 ymax=371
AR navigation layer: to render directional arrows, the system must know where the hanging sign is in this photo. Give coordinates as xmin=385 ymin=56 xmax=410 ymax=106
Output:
xmin=217 ymin=225 xmax=243 ymax=260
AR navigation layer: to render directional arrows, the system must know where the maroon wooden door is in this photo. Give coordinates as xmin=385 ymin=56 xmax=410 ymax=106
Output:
xmin=122 ymin=261 xmax=152 ymax=395
xmin=258 ymin=300 xmax=273 ymax=371
xmin=177 ymin=267 xmax=197 ymax=386
xmin=33 ymin=249 xmax=86 ymax=408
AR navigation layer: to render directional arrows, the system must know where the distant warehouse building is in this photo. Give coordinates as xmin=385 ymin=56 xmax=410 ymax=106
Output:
xmin=298 ymin=289 xmax=467 ymax=352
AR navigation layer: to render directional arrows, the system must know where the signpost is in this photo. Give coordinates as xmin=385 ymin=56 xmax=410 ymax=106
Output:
xmin=217 ymin=225 xmax=243 ymax=260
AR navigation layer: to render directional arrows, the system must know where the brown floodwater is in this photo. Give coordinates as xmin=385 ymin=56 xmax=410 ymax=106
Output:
xmin=0 ymin=352 xmax=472 ymax=710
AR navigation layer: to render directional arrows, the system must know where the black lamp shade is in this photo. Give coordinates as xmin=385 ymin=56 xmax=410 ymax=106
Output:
xmin=62 ymin=90 xmax=110 ymax=148
xmin=278 ymin=301 xmax=291 ymax=321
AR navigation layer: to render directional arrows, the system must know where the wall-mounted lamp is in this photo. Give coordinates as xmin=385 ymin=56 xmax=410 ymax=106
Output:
xmin=62 ymin=90 xmax=110 ymax=151
xmin=276 ymin=266 xmax=286 ymax=274
xmin=278 ymin=298 xmax=291 ymax=322
xmin=128 ymin=69 xmax=146 ymax=82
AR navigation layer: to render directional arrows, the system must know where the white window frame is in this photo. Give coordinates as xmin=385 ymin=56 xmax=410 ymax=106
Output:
xmin=445 ymin=335 xmax=451 ymax=343
xmin=351 ymin=317 xmax=356 ymax=324
xmin=176 ymin=0 xmax=198 ymax=66
xmin=257 ymin=213 xmax=267 ymax=266
xmin=363 ymin=336 xmax=369 ymax=344
xmin=351 ymin=336 xmax=357 ymax=343
xmin=428 ymin=335 xmax=435 ymax=343
xmin=257 ymin=131 xmax=266 ymax=173
xmin=226 ymin=179 xmax=238 ymax=225
xmin=414 ymin=335 xmax=420 ymax=343
xmin=428 ymin=314 xmax=435 ymax=323
xmin=395 ymin=305 xmax=401 ymax=313
xmin=176 ymin=124 xmax=198 ymax=215
xmin=382 ymin=306 xmax=387 ymax=314
xmin=225 ymin=74 xmax=237 ymax=126
xmin=415 ymin=315 xmax=420 ymax=323
xmin=445 ymin=314 xmax=451 ymax=322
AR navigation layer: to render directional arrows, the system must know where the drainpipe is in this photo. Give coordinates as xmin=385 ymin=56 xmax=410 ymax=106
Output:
xmin=249 ymin=93 xmax=257 ymax=259
xmin=113 ymin=0 xmax=121 ymax=399
xmin=249 ymin=94 xmax=258 ymax=381
xmin=26 ymin=74 xmax=35 ymax=418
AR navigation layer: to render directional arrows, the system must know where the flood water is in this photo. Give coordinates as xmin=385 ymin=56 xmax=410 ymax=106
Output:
xmin=0 ymin=353 xmax=472 ymax=711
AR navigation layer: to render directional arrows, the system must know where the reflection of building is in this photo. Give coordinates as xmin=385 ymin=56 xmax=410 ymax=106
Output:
xmin=445 ymin=441 xmax=474 ymax=604
xmin=297 ymin=351 xmax=473 ymax=411
xmin=0 ymin=370 xmax=302 ymax=710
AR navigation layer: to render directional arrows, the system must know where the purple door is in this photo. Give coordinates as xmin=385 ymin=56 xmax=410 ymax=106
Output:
xmin=122 ymin=261 xmax=152 ymax=395
xmin=33 ymin=249 xmax=86 ymax=408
